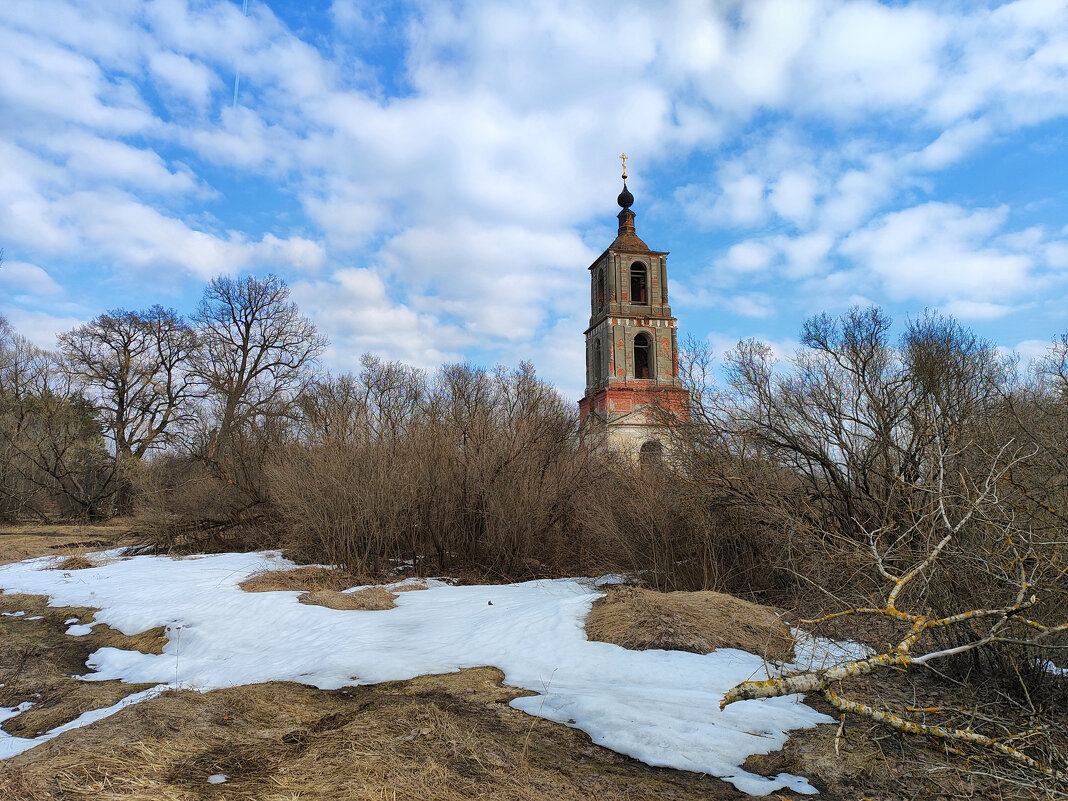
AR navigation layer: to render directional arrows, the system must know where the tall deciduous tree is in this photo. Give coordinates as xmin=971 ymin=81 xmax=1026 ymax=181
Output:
xmin=192 ymin=274 xmax=326 ymax=445
xmin=58 ymin=307 xmax=198 ymax=513
xmin=58 ymin=306 xmax=198 ymax=460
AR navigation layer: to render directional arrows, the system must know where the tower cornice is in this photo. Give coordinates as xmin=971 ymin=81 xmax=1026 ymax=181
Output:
xmin=586 ymin=246 xmax=669 ymax=272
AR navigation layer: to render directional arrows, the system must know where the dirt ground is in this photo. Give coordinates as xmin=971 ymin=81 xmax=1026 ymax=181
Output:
xmin=0 ymin=522 xmax=1064 ymax=801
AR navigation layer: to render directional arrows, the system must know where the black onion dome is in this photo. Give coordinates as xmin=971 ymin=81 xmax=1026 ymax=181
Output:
xmin=617 ymin=181 xmax=634 ymax=209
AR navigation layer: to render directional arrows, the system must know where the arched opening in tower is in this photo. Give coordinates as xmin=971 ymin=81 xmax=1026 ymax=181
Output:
xmin=593 ymin=339 xmax=602 ymax=384
xmin=634 ymin=333 xmax=652 ymax=379
xmin=597 ymin=269 xmax=606 ymax=309
xmin=630 ymin=262 xmax=647 ymax=304
xmin=640 ymin=439 xmax=663 ymax=466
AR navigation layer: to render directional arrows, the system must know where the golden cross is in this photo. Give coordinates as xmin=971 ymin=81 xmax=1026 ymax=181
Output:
xmin=620 ymin=152 xmax=628 ymax=180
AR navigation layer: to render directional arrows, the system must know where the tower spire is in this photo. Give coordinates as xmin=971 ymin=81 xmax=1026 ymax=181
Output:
xmin=617 ymin=153 xmax=634 ymax=210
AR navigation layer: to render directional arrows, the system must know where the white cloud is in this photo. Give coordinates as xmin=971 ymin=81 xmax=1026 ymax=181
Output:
xmin=1013 ymin=337 xmax=1053 ymax=365
xmin=802 ymin=1 xmax=947 ymax=115
xmin=769 ymin=170 xmax=818 ymax=226
xmin=726 ymin=293 xmax=776 ymax=319
xmin=778 ymin=232 xmax=833 ymax=279
xmin=913 ymin=119 xmax=994 ymax=170
xmin=725 ymin=242 xmax=774 ymax=273
xmin=941 ymin=300 xmax=1018 ymax=320
xmin=148 ymin=50 xmax=220 ymax=108
xmin=716 ymin=0 xmax=818 ymax=108
xmin=0 ymin=261 xmax=63 ymax=297
xmin=0 ymin=25 xmax=154 ymax=135
xmin=1045 ymin=241 xmax=1068 ymax=269
xmin=379 ymin=220 xmax=591 ymax=341
xmin=841 ymin=203 xmax=1033 ymax=302
xmin=184 ymin=106 xmax=294 ymax=171
xmin=292 ymin=268 xmax=467 ymax=371
xmin=818 ymin=156 xmax=901 ymax=233
xmin=44 ymin=132 xmax=196 ymax=193
xmin=0 ymin=307 xmax=83 ymax=349
xmin=678 ymin=170 xmax=765 ymax=229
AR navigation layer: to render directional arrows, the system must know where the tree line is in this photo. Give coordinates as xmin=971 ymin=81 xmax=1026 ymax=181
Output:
xmin=0 ymin=275 xmax=323 ymax=523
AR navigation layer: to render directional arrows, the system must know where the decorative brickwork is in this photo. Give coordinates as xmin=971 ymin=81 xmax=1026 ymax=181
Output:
xmin=579 ymin=173 xmax=690 ymax=457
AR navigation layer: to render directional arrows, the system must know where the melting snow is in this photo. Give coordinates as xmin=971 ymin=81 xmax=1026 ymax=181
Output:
xmin=0 ymin=551 xmax=849 ymax=795
xmin=0 ymin=687 xmax=166 ymax=759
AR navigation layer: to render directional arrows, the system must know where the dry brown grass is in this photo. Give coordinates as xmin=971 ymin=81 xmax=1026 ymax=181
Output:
xmin=298 ymin=587 xmax=396 ymax=611
xmin=91 ymin=624 xmax=169 ymax=656
xmin=0 ymin=669 xmax=752 ymax=801
xmin=244 ymin=569 xmax=429 ymax=610
xmin=53 ymin=555 xmax=94 ymax=571
xmin=585 ymin=585 xmax=795 ymax=663
xmin=0 ymin=519 xmax=135 ymax=566
xmin=238 ymin=566 xmax=364 ymax=594
xmin=0 ymin=592 xmax=162 ymax=738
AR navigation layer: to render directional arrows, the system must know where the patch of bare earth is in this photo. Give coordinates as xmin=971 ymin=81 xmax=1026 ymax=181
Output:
xmin=585 ymin=585 xmax=795 ymax=662
xmin=299 ymin=586 xmax=398 ymax=610
xmin=240 ymin=566 xmax=429 ymax=610
xmin=238 ymin=565 xmax=365 ymax=594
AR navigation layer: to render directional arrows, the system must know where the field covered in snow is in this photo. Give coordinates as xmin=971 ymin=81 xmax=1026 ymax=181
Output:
xmin=0 ymin=550 xmax=858 ymax=795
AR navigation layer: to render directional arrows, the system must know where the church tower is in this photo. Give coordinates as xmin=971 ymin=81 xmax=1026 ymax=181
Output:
xmin=579 ymin=157 xmax=690 ymax=458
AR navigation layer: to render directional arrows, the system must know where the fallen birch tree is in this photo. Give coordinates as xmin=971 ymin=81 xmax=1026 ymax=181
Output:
xmin=721 ymin=441 xmax=1068 ymax=785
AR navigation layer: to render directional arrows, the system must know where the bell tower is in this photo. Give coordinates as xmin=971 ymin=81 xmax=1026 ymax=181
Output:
xmin=579 ymin=157 xmax=689 ymax=457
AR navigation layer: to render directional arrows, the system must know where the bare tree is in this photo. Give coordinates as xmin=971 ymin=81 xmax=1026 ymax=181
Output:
xmin=0 ymin=333 xmax=114 ymax=520
xmin=58 ymin=306 xmax=198 ymax=513
xmin=192 ymin=274 xmax=326 ymax=451
xmin=297 ymin=355 xmax=426 ymax=447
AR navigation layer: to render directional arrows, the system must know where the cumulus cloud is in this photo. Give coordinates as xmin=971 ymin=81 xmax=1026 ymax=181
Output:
xmin=0 ymin=307 xmax=83 ymax=349
xmin=0 ymin=261 xmax=64 ymax=298
xmin=940 ymin=300 xmax=1020 ymax=320
xmin=291 ymin=268 xmax=467 ymax=371
xmin=840 ymin=203 xmax=1033 ymax=302
xmin=148 ymin=50 xmax=220 ymax=108
xmin=44 ymin=132 xmax=197 ymax=193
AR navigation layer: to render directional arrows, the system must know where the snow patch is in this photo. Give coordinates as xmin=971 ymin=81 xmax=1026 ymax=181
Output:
xmin=0 ymin=686 xmax=167 ymax=759
xmin=0 ymin=551 xmax=838 ymax=795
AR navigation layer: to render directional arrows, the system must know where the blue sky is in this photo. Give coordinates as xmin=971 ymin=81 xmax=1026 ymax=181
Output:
xmin=1 ymin=0 xmax=1067 ymax=400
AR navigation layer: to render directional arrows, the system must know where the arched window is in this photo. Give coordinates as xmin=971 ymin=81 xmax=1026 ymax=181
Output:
xmin=593 ymin=339 xmax=602 ymax=384
xmin=630 ymin=262 xmax=648 ymax=304
xmin=597 ymin=269 xmax=606 ymax=309
xmin=634 ymin=332 xmax=652 ymax=379
xmin=640 ymin=440 xmax=663 ymax=466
